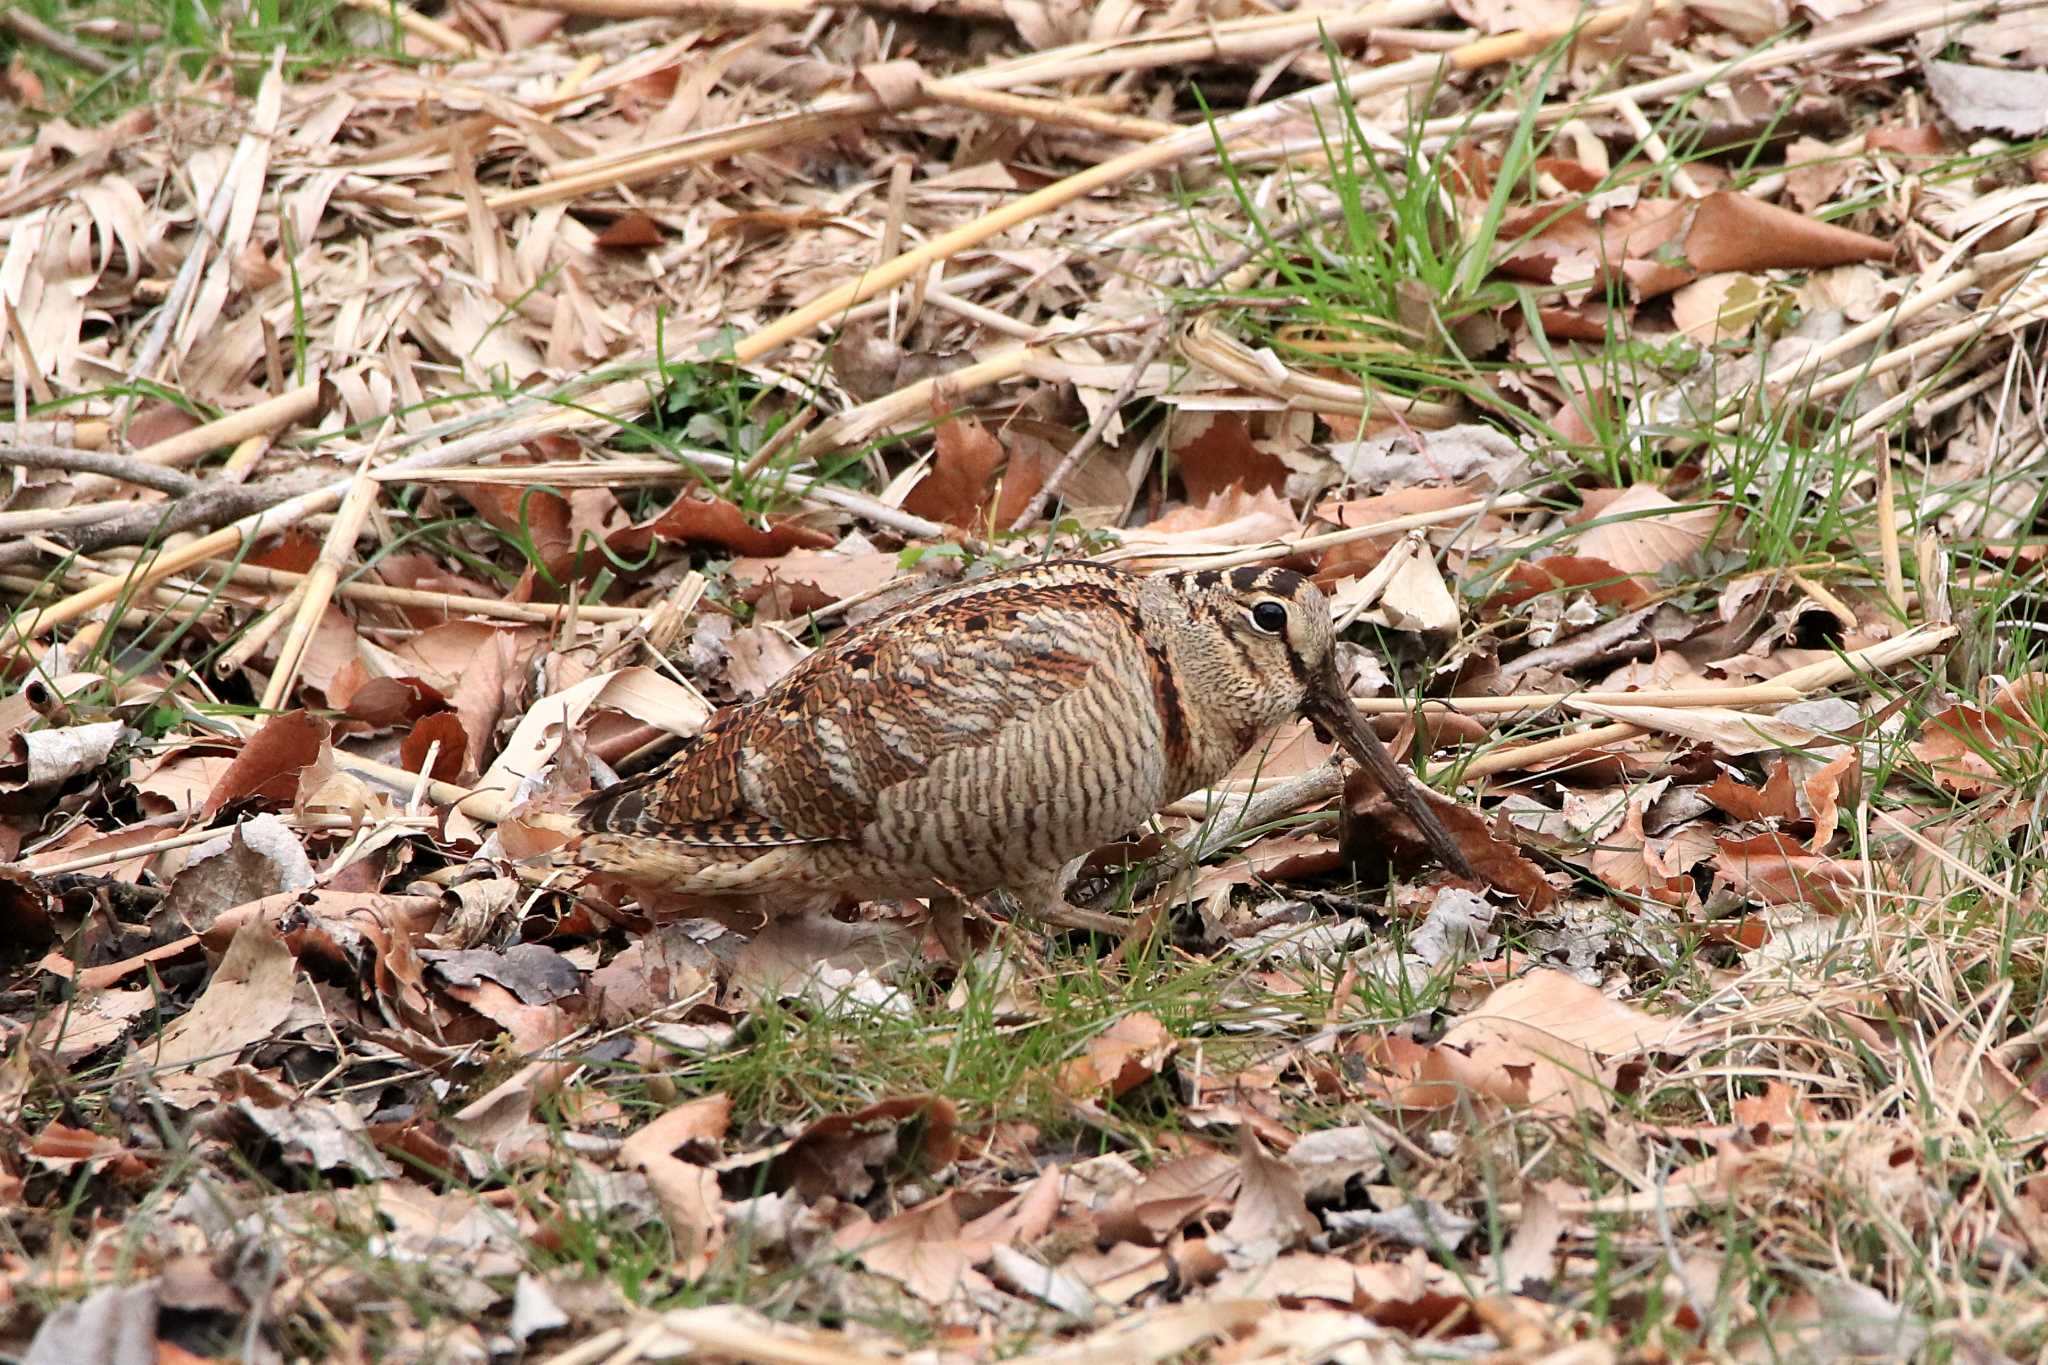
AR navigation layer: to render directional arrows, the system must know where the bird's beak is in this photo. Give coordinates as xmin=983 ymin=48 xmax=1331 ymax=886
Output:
xmin=1303 ymin=674 xmax=1473 ymax=879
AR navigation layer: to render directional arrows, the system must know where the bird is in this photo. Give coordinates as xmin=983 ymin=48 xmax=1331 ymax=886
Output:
xmin=562 ymin=558 xmax=1471 ymax=950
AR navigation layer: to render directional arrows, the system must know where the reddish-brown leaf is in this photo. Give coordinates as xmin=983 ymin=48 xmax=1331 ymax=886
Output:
xmin=199 ymin=712 xmax=328 ymax=818
xmin=609 ymin=491 xmax=833 ymax=560
xmin=906 ymin=414 xmax=1003 ymax=524
xmin=400 ymin=710 xmax=470 ymax=782
xmin=1172 ymin=411 xmax=1287 ymax=502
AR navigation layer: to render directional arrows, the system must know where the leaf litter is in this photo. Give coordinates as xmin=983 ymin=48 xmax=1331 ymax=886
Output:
xmin=2 ymin=0 xmax=2047 ymax=1360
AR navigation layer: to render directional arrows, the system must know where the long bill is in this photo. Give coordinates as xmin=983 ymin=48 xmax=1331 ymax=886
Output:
xmin=1304 ymin=682 xmax=1475 ymax=879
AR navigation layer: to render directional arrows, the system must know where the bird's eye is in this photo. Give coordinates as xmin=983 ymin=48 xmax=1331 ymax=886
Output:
xmin=1250 ymin=600 xmax=1288 ymax=633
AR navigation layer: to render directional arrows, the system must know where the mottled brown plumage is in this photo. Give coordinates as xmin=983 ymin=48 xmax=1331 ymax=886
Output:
xmin=567 ymin=560 xmax=1469 ymax=934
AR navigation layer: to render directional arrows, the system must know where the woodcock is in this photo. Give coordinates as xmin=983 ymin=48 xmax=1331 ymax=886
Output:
xmin=566 ymin=560 xmax=1471 ymax=941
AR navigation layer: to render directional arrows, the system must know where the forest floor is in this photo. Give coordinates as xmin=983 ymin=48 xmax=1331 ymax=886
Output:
xmin=3 ymin=0 xmax=2048 ymax=1360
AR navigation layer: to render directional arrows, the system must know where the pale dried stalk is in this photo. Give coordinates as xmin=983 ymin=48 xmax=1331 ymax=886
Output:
xmin=1462 ymin=722 xmax=1645 ymax=779
xmin=258 ymin=461 xmax=381 ymax=712
xmin=1612 ymin=94 xmax=1703 ymax=199
xmin=1426 ymin=0 xmax=2047 ymax=142
xmin=213 ymin=580 xmax=304 ymax=678
xmin=338 ymin=0 xmax=474 ymax=53
xmin=385 ymin=454 xmax=955 ymax=542
xmin=139 ymin=383 xmax=323 ymax=469
xmin=1799 ymin=280 xmax=2048 ymax=413
xmin=441 ymin=1 xmax=1452 ymax=223
xmin=1178 ymin=314 xmax=1462 ymax=426
xmin=1110 ymin=492 xmax=1540 ymax=569
xmin=0 ymin=10 xmax=114 ymax=75
xmin=121 ymin=91 xmax=275 ymax=421
xmin=925 ymin=85 xmax=1177 ymax=142
xmin=1354 ymin=684 xmax=1804 ymax=716
xmin=12 ymin=420 xmax=520 ymax=644
xmin=0 ymin=505 xmax=135 ymax=537
xmin=0 ymin=571 xmax=227 ymax=630
xmin=1465 ymin=624 xmax=1959 ymax=779
xmin=1709 ymin=226 xmax=2048 ymax=433
xmin=1871 ymin=807 xmax=2025 ymax=911
xmin=207 ymin=560 xmax=646 ymax=625
xmin=22 ymin=814 xmax=436 ymax=877
xmin=1873 ymin=437 xmax=1908 ymax=624
xmin=44 ymin=384 xmax=332 ymax=521
xmin=2 ymin=443 xmax=200 ymax=494
xmin=722 ymin=1 xmax=1663 ymax=372
xmin=797 ymin=345 xmax=1043 ymax=462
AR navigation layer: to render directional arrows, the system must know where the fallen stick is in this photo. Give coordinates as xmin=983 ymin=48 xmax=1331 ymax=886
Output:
xmin=3 ymin=443 xmax=201 ymax=495
xmin=0 ymin=468 xmax=332 ymax=571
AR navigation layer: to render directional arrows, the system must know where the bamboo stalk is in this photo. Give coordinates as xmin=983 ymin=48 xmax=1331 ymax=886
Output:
xmin=924 ymin=85 xmax=1177 ymax=141
xmin=432 ymin=2 xmax=1451 ymax=224
xmin=135 ymin=382 xmax=323 ymax=469
xmin=1354 ymin=684 xmax=1804 ymax=716
xmin=213 ymin=579 xmax=307 ymax=677
xmin=19 ymin=812 xmax=437 ymax=877
xmin=19 ymin=477 xmax=382 ymax=644
xmin=1110 ymin=492 xmax=1540 ymax=569
xmin=258 ymin=460 xmax=381 ymax=711
xmin=1873 ymin=436 xmax=1908 ymax=625
xmin=206 ymin=560 xmax=649 ymax=625
xmin=1464 ymin=723 xmax=1643 ymax=779
xmin=1465 ymin=624 xmax=1958 ymax=779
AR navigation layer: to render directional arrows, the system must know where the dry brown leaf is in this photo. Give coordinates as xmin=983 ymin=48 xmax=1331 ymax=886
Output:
xmin=1908 ymin=674 xmax=2048 ymax=796
xmin=1502 ymin=190 xmax=1894 ymax=299
xmin=1354 ymin=968 xmax=1681 ymax=1116
xmin=770 ymin=1096 xmax=961 ymax=1202
xmin=1096 ymin=1148 xmax=1238 ymax=1245
xmin=1059 ymin=1012 xmax=1177 ymax=1100
xmin=199 ymin=711 xmax=328 ymax=818
xmin=609 ymin=491 xmax=834 ymax=561
xmin=1170 ymin=411 xmax=1288 ymax=501
xmin=834 ymin=1194 xmax=999 ymax=1305
xmin=147 ymin=915 xmax=298 ymax=1106
xmin=1213 ymin=1129 xmax=1319 ymax=1262
xmin=1713 ymin=832 xmax=1874 ymax=911
xmin=1497 ymin=554 xmax=1653 ymax=609
xmin=1575 ymin=485 xmax=1723 ymax=577
xmin=900 ymin=410 xmax=1039 ymax=531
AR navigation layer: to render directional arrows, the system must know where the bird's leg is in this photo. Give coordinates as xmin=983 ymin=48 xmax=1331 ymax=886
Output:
xmin=929 ymin=892 xmax=969 ymax=964
xmin=1010 ymin=858 xmax=1136 ymax=936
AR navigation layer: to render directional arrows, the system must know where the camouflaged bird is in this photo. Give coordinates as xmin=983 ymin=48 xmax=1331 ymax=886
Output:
xmin=565 ymin=559 xmax=1470 ymax=943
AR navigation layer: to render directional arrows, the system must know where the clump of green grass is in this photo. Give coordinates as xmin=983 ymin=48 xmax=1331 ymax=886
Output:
xmin=2 ymin=0 xmax=400 ymax=126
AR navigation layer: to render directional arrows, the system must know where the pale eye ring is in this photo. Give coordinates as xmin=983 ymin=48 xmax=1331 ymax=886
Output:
xmin=1250 ymin=600 xmax=1288 ymax=633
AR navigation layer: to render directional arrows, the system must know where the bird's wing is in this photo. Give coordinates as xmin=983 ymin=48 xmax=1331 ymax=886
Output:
xmin=577 ymin=574 xmax=1158 ymax=846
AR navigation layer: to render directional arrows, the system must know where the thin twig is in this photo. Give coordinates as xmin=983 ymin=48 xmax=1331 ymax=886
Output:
xmin=0 ymin=468 xmax=334 ymax=571
xmin=0 ymin=9 xmax=114 ymax=74
xmin=3 ymin=443 xmax=202 ymax=495
xmin=1007 ymin=206 xmax=1347 ymax=530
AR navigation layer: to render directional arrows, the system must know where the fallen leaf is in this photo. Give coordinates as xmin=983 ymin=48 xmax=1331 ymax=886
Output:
xmin=1502 ymin=190 xmax=1893 ymax=299
xmin=835 ymin=1193 xmax=999 ymax=1305
xmin=1212 ymin=1129 xmax=1319 ymax=1264
xmin=147 ymin=915 xmax=298 ymax=1106
xmin=769 ymin=1096 xmax=960 ymax=1201
xmin=1575 ymin=484 xmax=1723 ymax=577
xmin=609 ymin=491 xmax=833 ymax=560
xmin=1170 ymin=410 xmax=1288 ymax=501
xmin=1926 ymin=59 xmax=2048 ymax=136
xmin=199 ymin=711 xmax=328 ymax=818
xmin=1059 ymin=1012 xmax=1177 ymax=1100
xmin=1355 ymin=969 xmax=1682 ymax=1116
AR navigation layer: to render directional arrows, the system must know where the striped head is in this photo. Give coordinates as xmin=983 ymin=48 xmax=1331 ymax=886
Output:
xmin=1160 ymin=564 xmax=1341 ymax=740
xmin=1160 ymin=562 xmax=1474 ymax=877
